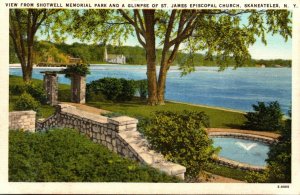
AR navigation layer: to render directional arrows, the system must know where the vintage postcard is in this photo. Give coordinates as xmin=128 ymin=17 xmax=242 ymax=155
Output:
xmin=0 ymin=0 xmax=299 ymax=194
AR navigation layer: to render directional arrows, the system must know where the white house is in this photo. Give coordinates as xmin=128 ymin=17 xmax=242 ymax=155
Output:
xmin=104 ymin=47 xmax=126 ymax=64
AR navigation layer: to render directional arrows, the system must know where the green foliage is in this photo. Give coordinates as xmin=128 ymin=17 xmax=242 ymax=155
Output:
xmin=62 ymin=63 xmax=90 ymax=78
xmin=33 ymin=40 xmax=69 ymax=64
xmin=25 ymin=83 xmax=48 ymax=104
xmin=244 ymin=101 xmax=283 ymax=131
xmin=9 ymin=84 xmax=25 ymax=95
xmin=246 ymin=112 xmax=291 ymax=183
xmin=119 ymin=78 xmax=136 ymax=101
xmin=144 ymin=110 xmax=216 ymax=179
xmin=87 ymin=77 xmax=136 ymax=102
xmin=206 ymin=161 xmax=256 ymax=182
xmin=266 ymin=112 xmax=291 ymax=182
xmin=9 ymin=82 xmax=47 ymax=104
xmin=14 ymin=92 xmax=40 ymax=113
xmin=9 ymin=128 xmax=180 ymax=182
xmin=136 ymin=79 xmax=148 ymax=99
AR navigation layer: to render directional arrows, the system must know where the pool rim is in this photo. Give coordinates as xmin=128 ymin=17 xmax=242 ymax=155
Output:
xmin=208 ymin=132 xmax=277 ymax=171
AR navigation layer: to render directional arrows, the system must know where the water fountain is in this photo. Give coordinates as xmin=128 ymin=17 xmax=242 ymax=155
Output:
xmin=209 ymin=133 xmax=275 ymax=169
xmin=235 ymin=142 xmax=257 ymax=151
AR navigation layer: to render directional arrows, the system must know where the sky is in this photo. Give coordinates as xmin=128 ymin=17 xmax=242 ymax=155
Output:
xmin=122 ymin=32 xmax=292 ymax=60
xmin=37 ymin=11 xmax=292 ymax=60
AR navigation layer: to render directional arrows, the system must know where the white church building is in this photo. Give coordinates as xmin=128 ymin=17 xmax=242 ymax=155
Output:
xmin=104 ymin=46 xmax=126 ymax=64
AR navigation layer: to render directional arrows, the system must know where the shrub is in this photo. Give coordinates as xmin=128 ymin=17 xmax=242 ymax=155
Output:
xmin=118 ymin=78 xmax=136 ymax=101
xmin=14 ymin=92 xmax=40 ymax=113
xmin=87 ymin=77 xmax=136 ymax=102
xmin=9 ymin=84 xmax=25 ymax=95
xmin=25 ymin=83 xmax=47 ymax=104
xmin=9 ymin=82 xmax=47 ymax=104
xmin=244 ymin=101 xmax=283 ymax=131
xmin=246 ymin=113 xmax=291 ymax=183
xmin=136 ymin=79 xmax=148 ymax=99
xmin=62 ymin=63 xmax=90 ymax=78
xmin=9 ymin=128 xmax=180 ymax=182
xmin=144 ymin=110 xmax=216 ymax=179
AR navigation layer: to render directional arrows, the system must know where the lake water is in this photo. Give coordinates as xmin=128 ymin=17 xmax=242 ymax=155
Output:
xmin=9 ymin=65 xmax=291 ymax=113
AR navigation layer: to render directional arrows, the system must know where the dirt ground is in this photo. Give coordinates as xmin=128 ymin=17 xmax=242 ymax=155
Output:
xmin=199 ymin=172 xmax=245 ymax=183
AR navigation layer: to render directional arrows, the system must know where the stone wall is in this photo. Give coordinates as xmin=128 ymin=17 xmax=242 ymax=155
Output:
xmin=9 ymin=110 xmax=36 ymax=132
xmin=37 ymin=104 xmax=186 ymax=179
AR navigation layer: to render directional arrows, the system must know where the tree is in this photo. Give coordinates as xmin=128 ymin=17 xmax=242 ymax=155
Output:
xmin=66 ymin=9 xmax=292 ymax=105
xmin=9 ymin=9 xmax=61 ymax=82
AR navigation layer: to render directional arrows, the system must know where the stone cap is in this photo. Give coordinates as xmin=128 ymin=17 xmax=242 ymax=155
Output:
xmin=152 ymin=161 xmax=186 ymax=176
xmin=108 ymin=116 xmax=138 ymax=125
xmin=9 ymin=110 xmax=36 ymax=115
xmin=58 ymin=104 xmax=108 ymax=123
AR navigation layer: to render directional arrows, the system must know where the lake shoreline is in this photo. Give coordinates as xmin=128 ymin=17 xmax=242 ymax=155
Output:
xmin=9 ymin=65 xmax=291 ymax=113
xmin=9 ymin=64 xmax=292 ymax=69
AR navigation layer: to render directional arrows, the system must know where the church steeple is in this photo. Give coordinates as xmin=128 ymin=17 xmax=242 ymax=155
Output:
xmin=104 ymin=45 xmax=108 ymax=62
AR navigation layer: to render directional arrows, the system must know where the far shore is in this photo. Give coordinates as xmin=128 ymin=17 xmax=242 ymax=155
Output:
xmin=9 ymin=63 xmax=291 ymax=68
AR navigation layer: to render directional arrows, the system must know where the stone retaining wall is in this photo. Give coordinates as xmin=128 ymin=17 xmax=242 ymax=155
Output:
xmin=209 ymin=132 xmax=276 ymax=172
xmin=9 ymin=110 xmax=36 ymax=132
xmin=37 ymin=104 xmax=186 ymax=179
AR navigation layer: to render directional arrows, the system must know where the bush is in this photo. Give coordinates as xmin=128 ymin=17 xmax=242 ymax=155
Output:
xmin=144 ymin=110 xmax=216 ymax=179
xmin=246 ymin=116 xmax=291 ymax=183
xmin=87 ymin=77 xmax=136 ymax=102
xmin=14 ymin=92 xmax=40 ymax=113
xmin=244 ymin=101 xmax=283 ymax=131
xmin=136 ymin=79 xmax=148 ymax=99
xmin=118 ymin=78 xmax=136 ymax=101
xmin=9 ymin=128 xmax=180 ymax=182
xmin=9 ymin=82 xmax=47 ymax=104
xmin=25 ymin=83 xmax=47 ymax=104
xmin=9 ymin=84 xmax=25 ymax=95
xmin=62 ymin=63 xmax=90 ymax=78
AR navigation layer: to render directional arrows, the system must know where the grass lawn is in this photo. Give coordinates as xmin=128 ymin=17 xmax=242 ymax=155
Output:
xmin=88 ymin=100 xmax=246 ymax=128
xmin=9 ymin=75 xmax=246 ymax=128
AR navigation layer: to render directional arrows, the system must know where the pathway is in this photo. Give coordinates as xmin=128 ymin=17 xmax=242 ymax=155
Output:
xmin=199 ymin=172 xmax=244 ymax=183
xmin=62 ymin=102 xmax=111 ymax=115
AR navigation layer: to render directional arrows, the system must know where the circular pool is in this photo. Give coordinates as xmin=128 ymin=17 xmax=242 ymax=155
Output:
xmin=208 ymin=132 xmax=277 ymax=170
xmin=211 ymin=136 xmax=270 ymax=167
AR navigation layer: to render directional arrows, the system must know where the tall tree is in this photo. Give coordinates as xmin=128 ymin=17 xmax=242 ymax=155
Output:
xmin=68 ymin=9 xmax=292 ymax=105
xmin=9 ymin=9 xmax=61 ymax=82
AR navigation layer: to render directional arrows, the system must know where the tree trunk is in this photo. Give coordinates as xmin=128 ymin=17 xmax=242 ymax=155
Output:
xmin=143 ymin=10 xmax=158 ymax=105
xmin=157 ymin=63 xmax=168 ymax=105
xmin=23 ymin=66 xmax=33 ymax=82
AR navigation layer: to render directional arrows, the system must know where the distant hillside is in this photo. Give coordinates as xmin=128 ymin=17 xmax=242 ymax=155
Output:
xmin=9 ymin=40 xmax=291 ymax=67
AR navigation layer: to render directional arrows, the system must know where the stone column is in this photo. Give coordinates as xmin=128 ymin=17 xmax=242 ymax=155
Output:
xmin=43 ymin=72 xmax=58 ymax=106
xmin=71 ymin=74 xmax=86 ymax=104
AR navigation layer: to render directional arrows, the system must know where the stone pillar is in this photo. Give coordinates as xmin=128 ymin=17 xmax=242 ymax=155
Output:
xmin=43 ymin=72 xmax=58 ymax=106
xmin=71 ymin=74 xmax=86 ymax=104
xmin=9 ymin=110 xmax=36 ymax=132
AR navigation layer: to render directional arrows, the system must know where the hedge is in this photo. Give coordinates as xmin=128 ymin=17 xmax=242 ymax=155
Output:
xmin=9 ymin=128 xmax=180 ymax=182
